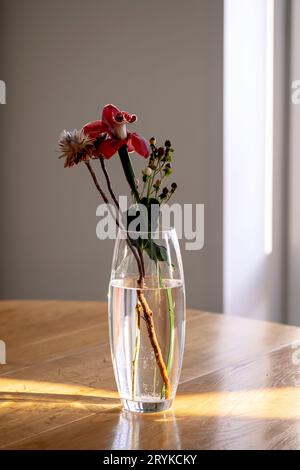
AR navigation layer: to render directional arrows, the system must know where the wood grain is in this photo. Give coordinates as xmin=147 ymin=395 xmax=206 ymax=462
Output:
xmin=1 ymin=301 xmax=300 ymax=450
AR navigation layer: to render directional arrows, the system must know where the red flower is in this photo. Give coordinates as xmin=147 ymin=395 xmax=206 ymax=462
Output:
xmin=83 ymin=104 xmax=150 ymax=159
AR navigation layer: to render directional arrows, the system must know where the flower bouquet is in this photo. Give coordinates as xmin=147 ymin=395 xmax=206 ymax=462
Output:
xmin=59 ymin=104 xmax=185 ymax=413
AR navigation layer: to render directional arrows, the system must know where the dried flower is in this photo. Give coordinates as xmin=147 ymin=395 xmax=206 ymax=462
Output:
xmin=165 ymin=140 xmax=171 ymax=148
xmin=58 ymin=129 xmax=94 ymax=168
xmin=153 ymin=179 xmax=161 ymax=189
xmin=149 ymin=137 xmax=156 ymax=145
xmin=143 ymin=167 xmax=153 ymax=177
xmin=148 ymin=157 xmax=156 ymax=169
xmin=171 ymin=182 xmax=177 ymax=191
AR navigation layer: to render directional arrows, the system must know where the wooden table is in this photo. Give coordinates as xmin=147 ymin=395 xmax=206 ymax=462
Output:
xmin=1 ymin=301 xmax=300 ymax=450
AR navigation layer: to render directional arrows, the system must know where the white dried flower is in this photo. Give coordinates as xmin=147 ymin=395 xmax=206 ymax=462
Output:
xmin=58 ymin=129 xmax=95 ymax=168
xmin=143 ymin=167 xmax=153 ymax=177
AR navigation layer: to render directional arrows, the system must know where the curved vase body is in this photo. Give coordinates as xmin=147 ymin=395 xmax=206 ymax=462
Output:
xmin=108 ymin=228 xmax=186 ymax=413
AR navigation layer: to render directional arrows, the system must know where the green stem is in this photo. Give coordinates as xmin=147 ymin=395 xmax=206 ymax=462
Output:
xmin=140 ymin=179 xmax=147 ymax=198
xmin=147 ymin=159 xmax=163 ymax=199
xmin=159 ymin=269 xmax=175 ymax=398
xmin=132 ymin=302 xmax=141 ymax=400
xmin=118 ymin=145 xmax=140 ymax=203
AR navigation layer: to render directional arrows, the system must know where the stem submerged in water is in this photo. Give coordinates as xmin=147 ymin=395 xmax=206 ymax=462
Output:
xmin=159 ymin=272 xmax=175 ymax=398
xmin=137 ymin=281 xmax=171 ymax=400
xmin=132 ymin=302 xmax=141 ymax=400
xmin=166 ymin=287 xmax=175 ymax=376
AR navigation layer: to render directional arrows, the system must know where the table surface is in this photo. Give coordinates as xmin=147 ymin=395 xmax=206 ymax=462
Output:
xmin=1 ymin=301 xmax=300 ymax=450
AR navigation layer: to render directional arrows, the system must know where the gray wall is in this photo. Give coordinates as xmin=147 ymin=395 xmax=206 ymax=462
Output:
xmin=0 ymin=0 xmax=223 ymax=310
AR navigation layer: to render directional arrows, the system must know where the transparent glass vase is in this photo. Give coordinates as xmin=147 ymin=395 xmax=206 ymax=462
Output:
xmin=108 ymin=228 xmax=186 ymax=413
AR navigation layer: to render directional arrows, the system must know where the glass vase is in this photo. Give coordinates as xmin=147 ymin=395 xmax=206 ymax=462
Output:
xmin=108 ymin=228 xmax=186 ymax=413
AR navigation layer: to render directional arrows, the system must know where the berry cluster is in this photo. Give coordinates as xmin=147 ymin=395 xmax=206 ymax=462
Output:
xmin=140 ymin=138 xmax=177 ymax=203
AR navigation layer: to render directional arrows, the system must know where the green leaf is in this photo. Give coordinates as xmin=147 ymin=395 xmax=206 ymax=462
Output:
xmin=144 ymin=239 xmax=168 ymax=262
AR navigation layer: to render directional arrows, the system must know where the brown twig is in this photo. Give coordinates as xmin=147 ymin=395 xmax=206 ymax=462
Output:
xmin=137 ymin=278 xmax=171 ymax=400
xmin=137 ymin=245 xmax=145 ymax=278
xmin=132 ymin=302 xmax=141 ymax=399
xmin=85 ymin=161 xmax=109 ymax=203
xmin=99 ymin=157 xmax=120 ymax=209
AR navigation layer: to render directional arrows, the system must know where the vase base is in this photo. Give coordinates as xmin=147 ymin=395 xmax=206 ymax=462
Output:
xmin=121 ymin=398 xmax=173 ymax=413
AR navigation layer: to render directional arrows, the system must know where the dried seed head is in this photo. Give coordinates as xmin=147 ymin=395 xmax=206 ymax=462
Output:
xmin=58 ymin=129 xmax=94 ymax=168
xmin=143 ymin=167 xmax=153 ymax=177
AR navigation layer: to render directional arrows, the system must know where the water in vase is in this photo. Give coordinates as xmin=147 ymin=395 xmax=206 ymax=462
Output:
xmin=109 ymin=276 xmax=185 ymax=412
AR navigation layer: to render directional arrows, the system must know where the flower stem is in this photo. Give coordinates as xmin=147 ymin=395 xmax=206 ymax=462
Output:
xmin=159 ymin=272 xmax=175 ymax=398
xmin=140 ymin=179 xmax=147 ymax=198
xmin=132 ymin=302 xmax=141 ymax=400
xmin=166 ymin=287 xmax=175 ymax=374
xmin=99 ymin=157 xmax=120 ymax=209
xmin=88 ymin=157 xmax=171 ymax=400
xmin=85 ymin=161 xmax=109 ymax=204
xmin=118 ymin=145 xmax=140 ymax=202
xmin=137 ymin=277 xmax=171 ymax=400
xmin=85 ymin=160 xmax=143 ymax=276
